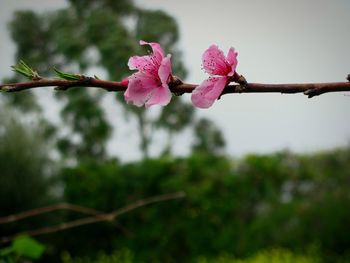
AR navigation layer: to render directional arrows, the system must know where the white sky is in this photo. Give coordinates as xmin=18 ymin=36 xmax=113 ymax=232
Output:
xmin=1 ymin=0 xmax=350 ymax=161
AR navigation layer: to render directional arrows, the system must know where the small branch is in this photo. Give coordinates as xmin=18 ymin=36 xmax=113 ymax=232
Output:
xmin=0 ymin=203 xmax=102 ymax=224
xmin=224 ymin=82 xmax=350 ymax=98
xmin=1 ymin=75 xmax=350 ymax=98
xmin=0 ymin=77 xmax=124 ymax=92
xmin=0 ymin=191 xmax=186 ymax=244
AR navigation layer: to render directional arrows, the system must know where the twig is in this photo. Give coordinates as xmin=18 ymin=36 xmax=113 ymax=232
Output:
xmin=0 ymin=203 xmax=102 ymax=224
xmin=0 ymin=78 xmax=124 ymax=93
xmin=0 ymin=191 xmax=186 ymax=244
xmin=1 ymin=76 xmax=350 ymax=98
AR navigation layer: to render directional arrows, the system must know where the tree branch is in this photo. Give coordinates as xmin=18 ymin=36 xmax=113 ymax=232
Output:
xmin=0 ymin=203 xmax=102 ymax=224
xmin=0 ymin=77 xmax=124 ymax=93
xmin=0 ymin=191 xmax=186 ymax=244
xmin=1 ymin=75 xmax=350 ymax=98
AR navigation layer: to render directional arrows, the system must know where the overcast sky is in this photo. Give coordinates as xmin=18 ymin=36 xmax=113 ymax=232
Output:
xmin=1 ymin=0 xmax=350 ymax=161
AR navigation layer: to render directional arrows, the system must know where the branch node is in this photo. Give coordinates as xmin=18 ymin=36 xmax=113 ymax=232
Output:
xmin=169 ymin=75 xmax=185 ymax=96
xmin=347 ymin=74 xmax=350 ymax=82
xmin=237 ymin=75 xmax=248 ymax=85
xmin=235 ymin=85 xmax=245 ymax=93
xmin=235 ymin=75 xmax=248 ymax=93
xmin=304 ymin=88 xmax=320 ymax=98
xmin=169 ymin=75 xmax=183 ymax=86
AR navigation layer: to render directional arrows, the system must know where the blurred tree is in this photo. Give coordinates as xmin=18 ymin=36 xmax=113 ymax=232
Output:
xmin=1 ymin=130 xmax=349 ymax=262
xmin=7 ymin=1 xmax=192 ymax=159
xmin=0 ymin=110 xmax=58 ymax=237
xmin=156 ymin=96 xmax=195 ymax=155
xmin=192 ymin=118 xmax=226 ymax=155
xmin=60 ymin=248 xmax=320 ymax=263
xmin=57 ymin=148 xmax=350 ymax=262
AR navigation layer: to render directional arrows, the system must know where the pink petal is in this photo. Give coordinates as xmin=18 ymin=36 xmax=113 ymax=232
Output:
xmin=128 ymin=55 xmax=158 ymax=76
xmin=226 ymin=47 xmax=238 ymax=66
xmin=226 ymin=47 xmax=238 ymax=76
xmin=191 ymin=77 xmax=228 ymax=108
xmin=145 ymin=85 xmax=172 ymax=107
xmin=202 ymin=45 xmax=231 ymax=76
xmin=140 ymin=40 xmax=164 ymax=61
xmin=127 ymin=40 xmax=164 ymax=76
xmin=158 ymin=54 xmax=172 ymax=87
xmin=124 ymin=72 xmax=160 ymax=107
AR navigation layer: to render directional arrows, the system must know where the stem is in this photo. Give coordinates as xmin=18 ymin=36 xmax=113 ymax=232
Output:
xmin=1 ymin=76 xmax=350 ymax=98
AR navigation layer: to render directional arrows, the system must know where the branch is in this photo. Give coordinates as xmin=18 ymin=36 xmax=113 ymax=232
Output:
xmin=0 ymin=203 xmax=102 ymax=224
xmin=0 ymin=77 xmax=125 ymax=93
xmin=1 ymin=75 xmax=350 ymax=98
xmin=0 ymin=191 xmax=186 ymax=244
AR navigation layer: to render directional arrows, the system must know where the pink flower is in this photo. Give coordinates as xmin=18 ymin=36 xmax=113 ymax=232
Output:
xmin=191 ymin=45 xmax=238 ymax=108
xmin=124 ymin=40 xmax=172 ymax=107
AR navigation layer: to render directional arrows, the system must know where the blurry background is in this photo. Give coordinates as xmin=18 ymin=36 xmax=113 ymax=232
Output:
xmin=0 ymin=0 xmax=350 ymax=262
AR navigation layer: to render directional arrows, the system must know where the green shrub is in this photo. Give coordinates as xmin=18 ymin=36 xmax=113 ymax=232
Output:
xmin=196 ymin=248 xmax=320 ymax=263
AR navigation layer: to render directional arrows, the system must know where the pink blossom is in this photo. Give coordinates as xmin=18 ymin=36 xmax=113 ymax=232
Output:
xmin=191 ymin=45 xmax=238 ymax=108
xmin=124 ymin=40 xmax=172 ymax=107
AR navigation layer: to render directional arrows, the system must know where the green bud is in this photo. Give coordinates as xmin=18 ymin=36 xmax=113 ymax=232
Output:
xmin=53 ymin=68 xmax=81 ymax=81
xmin=0 ymin=86 xmax=11 ymax=92
xmin=11 ymin=60 xmax=40 ymax=80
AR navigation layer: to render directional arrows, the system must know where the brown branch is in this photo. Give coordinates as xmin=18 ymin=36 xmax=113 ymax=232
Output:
xmin=0 ymin=191 xmax=186 ymax=244
xmin=0 ymin=203 xmax=102 ymax=224
xmin=0 ymin=77 xmax=124 ymax=92
xmin=1 ymin=75 xmax=350 ymax=98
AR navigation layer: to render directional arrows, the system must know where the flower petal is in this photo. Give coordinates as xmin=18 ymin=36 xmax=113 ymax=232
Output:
xmin=202 ymin=45 xmax=231 ymax=76
xmin=226 ymin=47 xmax=238 ymax=66
xmin=128 ymin=55 xmax=158 ymax=76
xmin=226 ymin=47 xmax=238 ymax=76
xmin=145 ymin=85 xmax=172 ymax=107
xmin=140 ymin=40 xmax=164 ymax=61
xmin=158 ymin=54 xmax=172 ymax=87
xmin=191 ymin=77 xmax=228 ymax=108
xmin=127 ymin=40 xmax=164 ymax=76
xmin=124 ymin=72 xmax=159 ymax=107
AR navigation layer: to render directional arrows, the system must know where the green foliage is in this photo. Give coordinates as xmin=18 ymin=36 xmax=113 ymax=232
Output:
xmin=61 ymin=249 xmax=134 ymax=263
xmin=12 ymin=236 xmax=45 ymax=260
xmin=0 ymin=236 xmax=45 ymax=262
xmin=196 ymin=248 xmax=320 ymax=263
xmin=156 ymin=96 xmax=195 ymax=155
xmin=1 ymin=106 xmax=348 ymax=262
xmin=1 ymin=117 xmax=350 ymax=262
xmin=59 ymin=248 xmax=319 ymax=263
xmin=0 ymin=111 xmax=56 ymax=216
xmin=0 ymin=110 xmax=59 ymax=261
xmin=9 ymin=11 xmax=52 ymax=72
xmin=68 ymin=0 xmax=134 ymax=16
xmin=57 ymin=89 xmax=111 ymax=160
xmin=192 ymin=118 xmax=226 ymax=155
xmin=0 ymin=76 xmax=41 ymax=112
xmin=50 ymin=148 xmax=350 ymax=262
xmin=58 ymin=248 xmax=320 ymax=263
